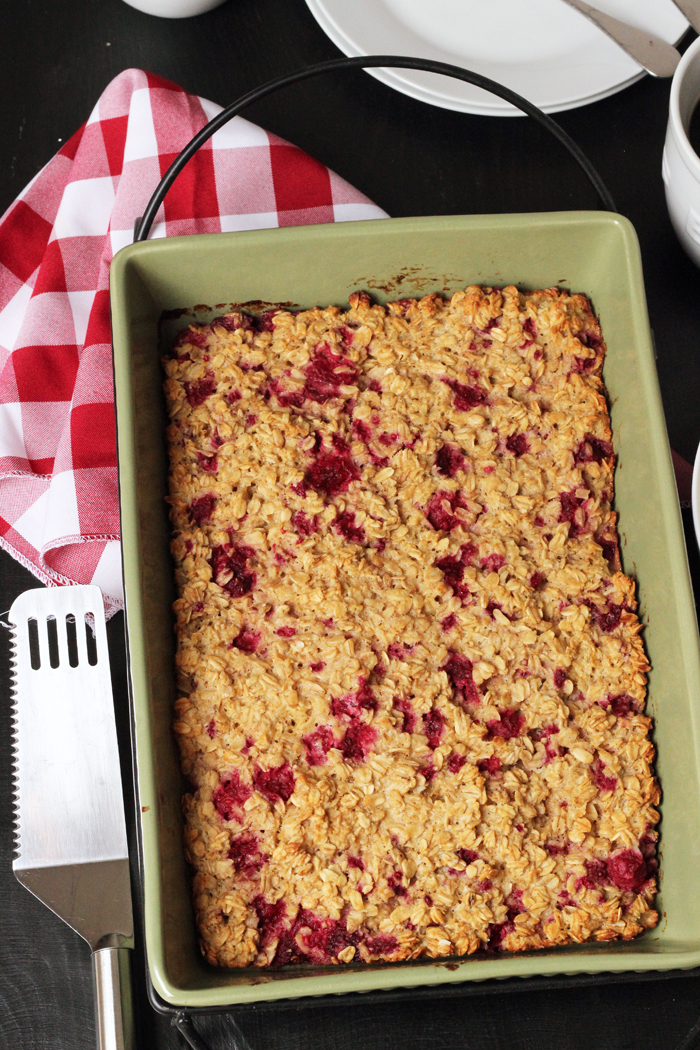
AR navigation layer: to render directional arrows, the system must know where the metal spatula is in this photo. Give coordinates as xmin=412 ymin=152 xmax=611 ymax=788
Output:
xmin=9 ymin=585 xmax=135 ymax=1050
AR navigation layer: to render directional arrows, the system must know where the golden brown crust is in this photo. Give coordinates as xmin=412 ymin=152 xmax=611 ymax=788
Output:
xmin=163 ymin=285 xmax=659 ymax=969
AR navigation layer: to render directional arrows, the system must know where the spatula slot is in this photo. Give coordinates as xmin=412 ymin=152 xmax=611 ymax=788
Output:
xmin=46 ymin=615 xmax=60 ymax=669
xmin=65 ymin=614 xmax=79 ymax=668
xmin=84 ymin=613 xmax=98 ymax=666
xmin=27 ymin=618 xmax=41 ymax=670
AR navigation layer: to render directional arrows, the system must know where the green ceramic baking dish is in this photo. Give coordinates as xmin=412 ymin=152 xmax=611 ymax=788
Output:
xmin=110 ymin=211 xmax=700 ymax=1008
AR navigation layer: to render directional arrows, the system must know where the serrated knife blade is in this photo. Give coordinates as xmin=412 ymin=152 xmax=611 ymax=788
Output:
xmin=10 ymin=585 xmax=135 ymax=1050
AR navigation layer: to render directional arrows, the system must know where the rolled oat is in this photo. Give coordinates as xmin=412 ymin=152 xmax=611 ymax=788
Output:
xmin=164 ymin=286 xmax=659 ymax=968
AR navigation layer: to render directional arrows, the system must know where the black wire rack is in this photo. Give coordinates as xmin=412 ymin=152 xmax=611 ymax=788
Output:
xmin=133 ymin=54 xmax=616 ymax=242
xmin=126 ymin=54 xmax=632 ymax=1050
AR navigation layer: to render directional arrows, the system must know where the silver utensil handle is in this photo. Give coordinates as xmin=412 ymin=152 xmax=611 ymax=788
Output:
xmin=92 ymin=947 xmax=135 ymax=1050
xmin=562 ymin=0 xmax=680 ymax=78
xmin=672 ymin=0 xmax=700 ymax=34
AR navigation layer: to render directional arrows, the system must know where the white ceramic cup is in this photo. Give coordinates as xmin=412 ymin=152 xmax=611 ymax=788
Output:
xmin=663 ymin=36 xmax=700 ymax=268
xmin=121 ymin=0 xmax=227 ymax=16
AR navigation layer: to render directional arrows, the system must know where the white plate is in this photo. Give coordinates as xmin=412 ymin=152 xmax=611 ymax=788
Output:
xmin=305 ymin=0 xmax=688 ymax=115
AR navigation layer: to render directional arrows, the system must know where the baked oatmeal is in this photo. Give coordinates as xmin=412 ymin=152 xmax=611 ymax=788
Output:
xmin=163 ymin=285 xmax=660 ymax=968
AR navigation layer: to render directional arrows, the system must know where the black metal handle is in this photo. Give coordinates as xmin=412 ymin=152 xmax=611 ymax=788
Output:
xmin=133 ymin=54 xmax=616 ymax=242
xmin=173 ymin=1011 xmax=253 ymax=1050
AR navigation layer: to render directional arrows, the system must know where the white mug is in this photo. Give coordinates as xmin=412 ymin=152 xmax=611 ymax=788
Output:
xmin=120 ymin=0 xmax=227 ymax=16
xmin=663 ymin=36 xmax=700 ymax=268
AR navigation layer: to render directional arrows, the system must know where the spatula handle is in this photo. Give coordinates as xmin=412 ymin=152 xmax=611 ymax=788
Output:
xmin=92 ymin=947 xmax=135 ymax=1050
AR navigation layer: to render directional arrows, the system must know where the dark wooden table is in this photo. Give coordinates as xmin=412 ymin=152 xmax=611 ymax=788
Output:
xmin=2 ymin=1 xmax=700 ymax=1047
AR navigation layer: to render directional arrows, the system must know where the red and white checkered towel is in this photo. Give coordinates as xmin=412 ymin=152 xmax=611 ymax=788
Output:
xmin=0 ymin=69 xmax=387 ymax=615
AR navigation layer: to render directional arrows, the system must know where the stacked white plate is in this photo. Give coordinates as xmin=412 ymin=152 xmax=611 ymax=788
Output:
xmin=305 ymin=0 xmax=689 ymax=116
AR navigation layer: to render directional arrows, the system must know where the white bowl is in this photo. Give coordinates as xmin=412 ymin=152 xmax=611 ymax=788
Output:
xmin=120 ymin=0 xmax=227 ymax=17
xmin=663 ymin=36 xmax=700 ymax=268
